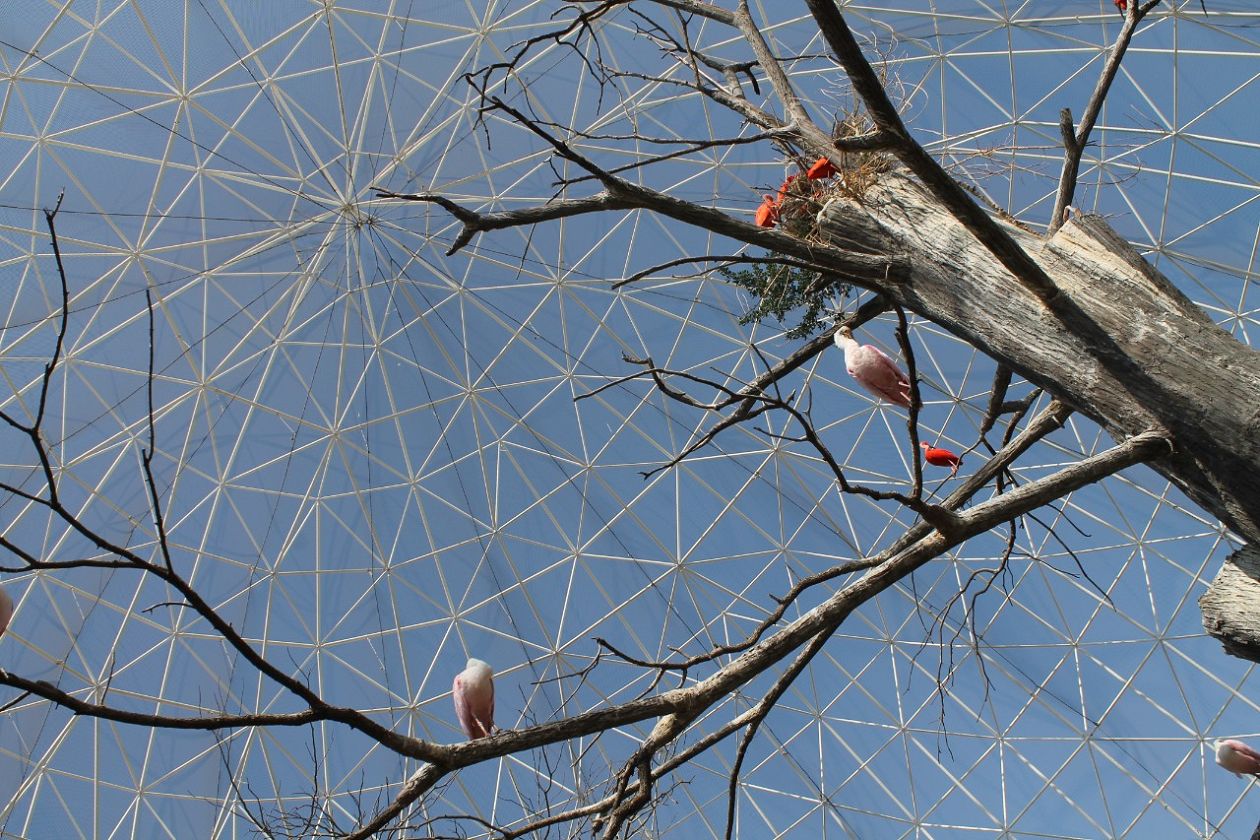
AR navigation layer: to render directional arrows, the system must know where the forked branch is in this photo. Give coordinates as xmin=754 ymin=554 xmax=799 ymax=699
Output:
xmin=0 ymin=203 xmax=442 ymax=765
xmin=1049 ymin=0 xmax=1166 ymax=232
xmin=343 ymin=421 xmax=1167 ymax=837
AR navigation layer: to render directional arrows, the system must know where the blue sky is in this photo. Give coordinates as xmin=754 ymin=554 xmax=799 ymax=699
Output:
xmin=0 ymin=2 xmax=1257 ymax=837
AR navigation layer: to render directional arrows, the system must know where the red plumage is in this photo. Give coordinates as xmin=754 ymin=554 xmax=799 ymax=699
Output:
xmin=777 ymin=174 xmax=799 ymax=204
xmin=920 ymin=442 xmax=961 ymax=477
xmin=807 ymin=157 xmax=836 ymax=180
xmin=754 ymin=195 xmax=778 ymax=228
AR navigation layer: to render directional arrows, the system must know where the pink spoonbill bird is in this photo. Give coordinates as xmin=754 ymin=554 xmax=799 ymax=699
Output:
xmin=833 ymin=327 xmax=912 ymax=408
xmin=0 ymin=587 xmax=13 ymax=637
xmin=453 ymin=657 xmax=495 ymax=740
xmin=1216 ymin=739 xmax=1260 ymax=777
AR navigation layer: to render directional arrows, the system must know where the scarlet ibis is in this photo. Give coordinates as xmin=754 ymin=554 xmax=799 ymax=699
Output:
xmin=754 ymin=195 xmax=778 ymax=228
xmin=920 ymin=442 xmax=961 ymax=476
xmin=807 ymin=157 xmax=837 ymax=180
xmin=0 ymin=587 xmax=11 ymax=637
xmin=1216 ymin=739 xmax=1260 ymax=777
xmin=833 ymin=327 xmax=912 ymax=408
xmin=453 ymin=658 xmax=495 ymax=739
xmin=777 ymin=174 xmax=799 ymax=204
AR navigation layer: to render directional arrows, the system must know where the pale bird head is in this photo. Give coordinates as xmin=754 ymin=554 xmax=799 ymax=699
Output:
xmin=466 ymin=657 xmax=492 ymax=675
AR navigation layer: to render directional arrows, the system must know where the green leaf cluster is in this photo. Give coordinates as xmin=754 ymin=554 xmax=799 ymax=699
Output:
xmin=719 ymin=257 xmax=848 ymax=340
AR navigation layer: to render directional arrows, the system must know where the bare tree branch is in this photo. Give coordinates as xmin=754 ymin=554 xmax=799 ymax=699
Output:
xmin=978 ymin=365 xmax=1014 ymax=443
xmin=603 ymin=398 xmax=1073 ymax=679
xmin=345 ymin=424 xmax=1167 ymax=836
xmin=0 ymin=205 xmax=444 ymax=766
xmin=0 ymin=671 xmax=326 ymax=731
xmin=612 ymin=254 xmax=824 ymax=290
xmin=576 ymin=296 xmax=890 ymax=480
xmin=342 ymin=764 xmax=447 ymax=840
xmin=373 ymin=190 xmax=636 ymax=256
xmin=1049 ymin=2 xmax=1159 ymax=232
xmin=381 ymin=98 xmax=905 ymax=291
xmin=140 ymin=289 xmax=173 ymax=571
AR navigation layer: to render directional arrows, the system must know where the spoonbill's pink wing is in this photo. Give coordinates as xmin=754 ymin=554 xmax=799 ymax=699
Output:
xmin=1228 ymin=739 xmax=1260 ymax=759
xmin=854 ymin=346 xmax=911 ymax=407
xmin=1226 ymin=740 xmax=1260 ymax=771
xmin=453 ymin=675 xmax=481 ymax=739
xmin=476 ymin=678 xmax=495 ymax=736
xmin=453 ymin=675 xmax=472 ymax=737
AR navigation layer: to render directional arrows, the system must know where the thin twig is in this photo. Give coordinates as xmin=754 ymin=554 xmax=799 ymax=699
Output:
xmin=1049 ymin=1 xmax=1162 ymax=232
xmin=141 ymin=289 xmax=173 ymax=571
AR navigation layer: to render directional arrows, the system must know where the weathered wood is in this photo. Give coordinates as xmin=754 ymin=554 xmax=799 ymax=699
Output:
xmin=821 ymin=174 xmax=1260 ymax=543
xmin=1201 ymin=546 xmax=1260 ymax=663
xmin=819 ymin=173 xmax=1260 ymax=658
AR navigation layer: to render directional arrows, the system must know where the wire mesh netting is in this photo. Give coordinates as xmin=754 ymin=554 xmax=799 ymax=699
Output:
xmin=0 ymin=2 xmax=1258 ymax=837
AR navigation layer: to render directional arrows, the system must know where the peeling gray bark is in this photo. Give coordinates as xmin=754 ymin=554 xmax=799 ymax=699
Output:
xmin=1201 ymin=547 xmax=1260 ymax=663
xmin=819 ymin=173 xmax=1260 ymax=659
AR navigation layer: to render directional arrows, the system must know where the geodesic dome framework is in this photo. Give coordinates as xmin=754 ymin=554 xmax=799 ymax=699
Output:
xmin=0 ymin=2 xmax=1258 ymax=837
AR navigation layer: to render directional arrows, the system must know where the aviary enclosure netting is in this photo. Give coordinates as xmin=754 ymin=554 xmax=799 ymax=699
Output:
xmin=0 ymin=2 xmax=1258 ymax=838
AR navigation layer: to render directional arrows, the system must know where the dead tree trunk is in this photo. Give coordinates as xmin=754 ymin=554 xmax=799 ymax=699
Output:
xmin=1200 ymin=546 xmax=1260 ymax=664
xmin=820 ymin=172 xmax=1260 ymax=659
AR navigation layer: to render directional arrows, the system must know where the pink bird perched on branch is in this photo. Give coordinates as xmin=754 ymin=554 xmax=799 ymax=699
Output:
xmin=920 ymin=442 xmax=961 ymax=476
xmin=1216 ymin=739 xmax=1260 ymax=777
xmin=453 ymin=657 xmax=496 ymax=740
xmin=0 ymin=587 xmax=12 ymax=637
xmin=833 ymin=327 xmax=912 ymax=408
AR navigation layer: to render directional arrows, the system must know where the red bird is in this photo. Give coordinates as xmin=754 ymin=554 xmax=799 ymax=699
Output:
xmin=777 ymin=174 xmax=799 ymax=204
xmin=807 ymin=157 xmax=837 ymax=180
xmin=920 ymin=442 xmax=961 ymax=477
xmin=754 ymin=195 xmax=778 ymax=228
